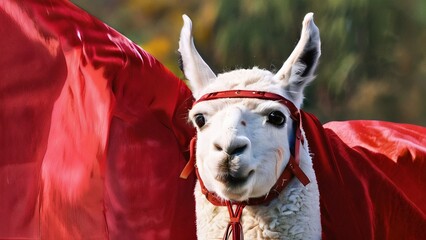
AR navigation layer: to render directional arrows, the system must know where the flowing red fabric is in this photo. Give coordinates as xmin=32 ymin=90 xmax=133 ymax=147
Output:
xmin=0 ymin=0 xmax=196 ymax=239
xmin=2 ymin=1 xmax=426 ymax=240
xmin=302 ymin=113 xmax=426 ymax=239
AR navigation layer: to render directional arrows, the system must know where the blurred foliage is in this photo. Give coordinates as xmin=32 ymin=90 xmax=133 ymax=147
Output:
xmin=72 ymin=0 xmax=426 ymax=125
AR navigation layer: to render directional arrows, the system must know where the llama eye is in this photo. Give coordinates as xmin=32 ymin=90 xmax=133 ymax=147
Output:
xmin=267 ymin=111 xmax=286 ymax=127
xmin=194 ymin=114 xmax=206 ymax=128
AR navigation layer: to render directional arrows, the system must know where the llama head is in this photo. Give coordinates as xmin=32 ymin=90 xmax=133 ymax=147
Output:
xmin=179 ymin=13 xmax=321 ymax=201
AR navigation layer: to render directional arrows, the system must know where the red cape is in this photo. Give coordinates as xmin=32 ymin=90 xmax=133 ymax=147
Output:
xmin=302 ymin=112 xmax=426 ymax=239
xmin=0 ymin=0 xmax=196 ymax=239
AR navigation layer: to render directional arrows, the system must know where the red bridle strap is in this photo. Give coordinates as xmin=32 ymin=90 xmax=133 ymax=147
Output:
xmin=224 ymin=202 xmax=245 ymax=240
xmin=194 ymin=90 xmax=300 ymax=118
xmin=179 ymin=137 xmax=197 ymax=179
xmin=180 ymin=90 xmax=310 ymax=187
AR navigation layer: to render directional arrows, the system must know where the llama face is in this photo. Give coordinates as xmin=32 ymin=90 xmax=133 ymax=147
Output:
xmin=189 ymin=70 xmax=295 ymax=201
xmin=180 ymin=13 xmax=321 ymax=201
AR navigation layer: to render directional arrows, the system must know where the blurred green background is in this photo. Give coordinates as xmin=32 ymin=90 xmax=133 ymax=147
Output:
xmin=71 ymin=0 xmax=426 ymax=125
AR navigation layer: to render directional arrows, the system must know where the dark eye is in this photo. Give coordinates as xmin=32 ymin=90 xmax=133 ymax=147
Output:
xmin=267 ymin=111 xmax=286 ymax=127
xmin=194 ymin=114 xmax=206 ymax=128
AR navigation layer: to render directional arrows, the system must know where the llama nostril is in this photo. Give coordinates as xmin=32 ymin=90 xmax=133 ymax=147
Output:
xmin=214 ymin=143 xmax=223 ymax=151
xmin=214 ymin=139 xmax=249 ymax=155
xmin=227 ymin=144 xmax=247 ymax=156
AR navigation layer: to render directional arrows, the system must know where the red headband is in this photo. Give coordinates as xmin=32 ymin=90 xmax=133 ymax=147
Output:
xmin=193 ymin=90 xmax=300 ymax=121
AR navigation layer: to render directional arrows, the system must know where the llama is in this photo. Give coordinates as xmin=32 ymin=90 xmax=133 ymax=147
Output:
xmin=179 ymin=13 xmax=322 ymax=239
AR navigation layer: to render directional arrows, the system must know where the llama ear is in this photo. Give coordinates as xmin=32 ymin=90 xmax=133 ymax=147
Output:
xmin=274 ymin=13 xmax=321 ymax=107
xmin=179 ymin=15 xmax=216 ymax=98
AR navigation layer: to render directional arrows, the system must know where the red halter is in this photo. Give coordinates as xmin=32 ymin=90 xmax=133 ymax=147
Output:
xmin=180 ymin=90 xmax=310 ymax=240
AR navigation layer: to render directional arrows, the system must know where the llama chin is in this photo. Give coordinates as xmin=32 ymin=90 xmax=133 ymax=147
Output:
xmin=179 ymin=13 xmax=322 ymax=239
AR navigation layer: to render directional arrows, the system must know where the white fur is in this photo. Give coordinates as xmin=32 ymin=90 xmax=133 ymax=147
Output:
xmin=180 ymin=13 xmax=322 ymax=239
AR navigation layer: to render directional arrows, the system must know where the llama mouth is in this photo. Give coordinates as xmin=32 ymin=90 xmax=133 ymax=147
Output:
xmin=215 ymin=170 xmax=254 ymax=187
